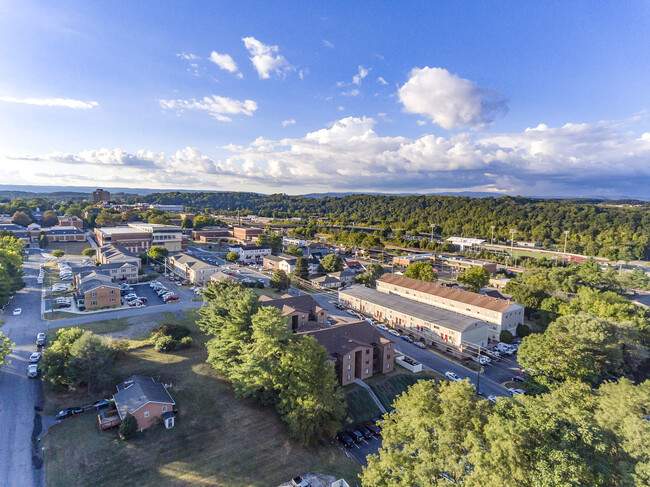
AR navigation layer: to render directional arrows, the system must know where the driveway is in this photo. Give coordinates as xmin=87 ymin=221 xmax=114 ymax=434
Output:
xmin=0 ymin=253 xmax=47 ymax=487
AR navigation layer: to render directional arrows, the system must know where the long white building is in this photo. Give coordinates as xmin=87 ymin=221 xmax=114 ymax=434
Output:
xmin=376 ymin=274 xmax=524 ymax=341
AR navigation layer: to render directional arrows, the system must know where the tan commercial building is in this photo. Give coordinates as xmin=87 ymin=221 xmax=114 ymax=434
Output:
xmin=300 ymin=321 xmax=395 ymax=386
xmin=232 ymin=226 xmax=263 ymax=240
xmin=392 ymin=253 xmax=435 ymax=268
xmin=191 ymin=228 xmax=231 ymax=242
xmin=95 ymin=223 xmax=186 ymax=253
xmin=44 ymin=226 xmax=86 ymax=242
xmin=339 ymin=285 xmax=489 ymax=349
xmin=376 ymin=274 xmax=524 ymax=341
xmin=168 ymin=253 xmax=219 ymax=284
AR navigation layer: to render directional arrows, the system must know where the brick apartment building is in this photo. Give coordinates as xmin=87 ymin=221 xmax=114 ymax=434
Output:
xmin=76 ymin=272 xmax=120 ymax=310
xmin=232 ymin=226 xmax=263 ymax=240
xmin=96 ymin=244 xmax=141 ymax=268
xmin=92 ymin=188 xmax=111 ymax=204
xmin=259 ymin=294 xmax=328 ymax=331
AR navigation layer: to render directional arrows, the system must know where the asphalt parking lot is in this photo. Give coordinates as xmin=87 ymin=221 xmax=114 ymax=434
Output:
xmin=341 ymin=434 xmax=382 ymax=466
xmin=130 ymin=283 xmax=174 ymax=306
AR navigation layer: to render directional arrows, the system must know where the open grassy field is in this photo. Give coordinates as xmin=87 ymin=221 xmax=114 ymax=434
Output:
xmin=46 ymin=241 xmax=91 ymax=256
xmin=41 ymin=310 xmax=362 ymax=487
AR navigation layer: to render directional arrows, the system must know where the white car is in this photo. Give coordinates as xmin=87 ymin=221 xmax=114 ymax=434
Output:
xmin=388 ymin=329 xmax=401 ymax=337
xmin=445 ymin=372 xmax=461 ymax=382
xmin=376 ymin=324 xmax=388 ymax=331
xmin=27 ymin=364 xmax=39 ymax=378
xmin=487 ymin=395 xmax=498 ymax=403
xmin=508 ymin=388 xmax=526 ymax=396
xmin=415 ymin=342 xmax=426 ymax=349
xmin=29 ymin=352 xmax=42 ymax=363
xmin=13 ymin=308 xmax=22 ymax=316
xmin=346 ymin=309 xmax=357 ymax=316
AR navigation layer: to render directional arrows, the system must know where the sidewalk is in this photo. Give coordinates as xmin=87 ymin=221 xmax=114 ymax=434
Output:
xmin=354 ymin=379 xmax=387 ymax=414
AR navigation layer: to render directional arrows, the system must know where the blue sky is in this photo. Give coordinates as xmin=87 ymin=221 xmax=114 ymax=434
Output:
xmin=2 ymin=1 xmax=650 ymax=198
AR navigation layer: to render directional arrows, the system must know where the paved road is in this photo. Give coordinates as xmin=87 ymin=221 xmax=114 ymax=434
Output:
xmin=0 ymin=252 xmax=46 ymax=487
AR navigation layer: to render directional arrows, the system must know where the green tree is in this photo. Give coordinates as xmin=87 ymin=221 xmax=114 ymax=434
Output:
xmin=148 ymin=246 xmax=169 ymax=262
xmin=82 ymin=248 xmax=96 ymax=259
xmin=95 ymin=210 xmax=121 ymax=227
xmin=38 ymin=232 xmax=48 ymax=248
xmin=226 ymin=251 xmax=240 ymax=262
xmin=119 ymin=412 xmax=138 ymax=440
xmin=51 ymin=250 xmax=65 ymax=258
xmin=320 ymin=253 xmax=343 ymax=272
xmin=293 ymin=256 xmax=309 ymax=280
xmin=270 ymin=269 xmax=290 ymax=291
xmin=66 ymin=332 xmax=116 ymax=393
xmin=0 ymin=332 xmax=14 ymax=365
xmin=403 ymin=261 xmax=437 ymax=282
xmin=285 ymin=245 xmax=303 ymax=257
xmin=499 ymin=329 xmax=513 ymax=343
xmin=181 ymin=216 xmax=193 ymax=229
xmin=458 ymin=266 xmax=490 ymax=293
xmin=41 ymin=327 xmax=86 ymax=388
xmin=41 ymin=210 xmax=59 ymax=227
xmin=518 ymin=313 xmax=648 ymax=386
xmin=11 ymin=211 xmax=31 ymax=227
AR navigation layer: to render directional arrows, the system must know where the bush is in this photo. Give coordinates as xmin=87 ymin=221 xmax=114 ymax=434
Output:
xmin=51 ymin=250 xmax=65 ymax=258
xmin=110 ymin=339 xmax=130 ymax=357
xmin=517 ymin=324 xmax=532 ymax=338
xmin=255 ymin=280 xmax=264 ymax=289
xmin=119 ymin=412 xmax=138 ymax=440
xmin=152 ymin=323 xmax=190 ymax=340
xmin=151 ymin=334 xmax=177 ymax=353
xmin=179 ymin=336 xmax=193 ymax=349
xmin=500 ymin=330 xmax=514 ymax=344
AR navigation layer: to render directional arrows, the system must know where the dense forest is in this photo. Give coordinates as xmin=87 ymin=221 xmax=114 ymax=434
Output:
xmin=131 ymin=192 xmax=650 ymax=260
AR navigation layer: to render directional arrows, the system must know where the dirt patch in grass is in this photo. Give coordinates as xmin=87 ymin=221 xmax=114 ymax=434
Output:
xmin=41 ymin=311 xmax=361 ymax=487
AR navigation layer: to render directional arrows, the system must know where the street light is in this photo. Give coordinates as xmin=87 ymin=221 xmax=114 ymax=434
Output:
xmin=430 ymin=224 xmax=435 ymax=243
xmin=509 ymin=229 xmax=517 ymax=257
xmin=490 ymin=225 xmax=495 ymax=245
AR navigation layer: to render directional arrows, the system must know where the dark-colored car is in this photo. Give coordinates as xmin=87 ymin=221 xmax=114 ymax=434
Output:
xmin=291 ymin=475 xmax=311 ymax=487
xmin=55 ymin=407 xmax=83 ymax=420
xmin=358 ymin=425 xmax=373 ymax=439
xmin=36 ymin=333 xmax=46 ymax=347
xmin=93 ymin=399 xmax=111 ymax=409
xmin=401 ymin=335 xmax=413 ymax=343
xmin=348 ymin=428 xmax=364 ymax=442
xmin=337 ymin=432 xmax=354 ymax=448
xmin=363 ymin=420 xmax=381 ymax=435
xmin=512 ymin=376 xmax=526 ymax=382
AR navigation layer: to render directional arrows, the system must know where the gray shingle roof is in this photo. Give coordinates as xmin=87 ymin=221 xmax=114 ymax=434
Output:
xmin=113 ymin=375 xmax=175 ymax=419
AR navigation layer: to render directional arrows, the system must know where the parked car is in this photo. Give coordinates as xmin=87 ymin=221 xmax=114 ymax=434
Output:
xmin=92 ymin=399 xmax=111 ymax=409
xmin=291 ymin=476 xmax=311 ymax=487
xmin=487 ymin=395 xmax=498 ymax=403
xmin=36 ymin=333 xmax=46 ymax=347
xmin=27 ymin=364 xmax=38 ymax=378
xmin=29 ymin=352 xmax=42 ymax=363
xmin=401 ymin=335 xmax=413 ymax=343
xmin=346 ymin=309 xmax=357 ymax=316
xmin=128 ymin=300 xmax=143 ymax=307
xmin=164 ymin=294 xmax=179 ymax=302
xmin=363 ymin=420 xmax=381 ymax=435
xmin=415 ymin=342 xmax=426 ymax=349
xmin=388 ymin=329 xmax=401 ymax=337
xmin=55 ymin=407 xmax=83 ymax=420
xmin=365 ymin=318 xmax=375 ymax=325
xmin=13 ymin=308 xmax=22 ymax=316
xmin=348 ymin=429 xmax=364 ymax=442
xmin=512 ymin=376 xmax=526 ymax=382
xmin=445 ymin=371 xmax=461 ymax=382
xmin=358 ymin=425 xmax=373 ymax=439
xmin=508 ymin=388 xmax=526 ymax=396
xmin=337 ymin=432 xmax=354 ymax=448
xmin=376 ymin=324 xmax=388 ymax=331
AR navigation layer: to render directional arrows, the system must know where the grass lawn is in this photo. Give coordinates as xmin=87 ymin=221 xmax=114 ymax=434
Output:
xmin=369 ymin=371 xmax=438 ymax=411
xmin=41 ymin=310 xmax=361 ymax=487
xmin=344 ymin=387 xmax=382 ymax=425
xmin=252 ymin=287 xmax=284 ymax=299
xmin=46 ymin=241 xmax=91 ymax=256
xmin=46 ymin=317 xmax=132 ymax=339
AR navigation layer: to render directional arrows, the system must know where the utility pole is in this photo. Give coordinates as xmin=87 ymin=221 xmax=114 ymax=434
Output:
xmin=563 ymin=230 xmax=569 ymax=255
xmin=430 ymin=223 xmax=435 ymax=243
xmin=476 ymin=345 xmax=481 ymax=397
xmin=490 ymin=225 xmax=495 ymax=245
xmin=509 ymin=229 xmax=517 ymax=256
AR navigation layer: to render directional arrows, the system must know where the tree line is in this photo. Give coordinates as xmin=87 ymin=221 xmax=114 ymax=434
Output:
xmin=198 ymin=280 xmax=345 ymax=444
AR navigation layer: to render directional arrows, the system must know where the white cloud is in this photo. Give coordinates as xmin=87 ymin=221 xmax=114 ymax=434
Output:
xmin=323 ymin=40 xmax=334 ymax=48
xmin=177 ymin=52 xmax=199 ymax=60
xmin=242 ymin=37 xmax=292 ymax=79
xmin=209 ymin=51 xmax=239 ymax=73
xmin=0 ymin=96 xmax=98 ymax=110
xmin=282 ymin=119 xmax=296 ymax=127
xmin=352 ymin=66 xmax=370 ymax=86
xmin=341 ymin=88 xmax=360 ymax=97
xmin=417 ymin=120 xmax=427 ymax=126
xmin=337 ymin=106 xmax=345 ymax=111
xmin=377 ymin=76 xmax=388 ymax=85
xmin=159 ymin=95 xmax=257 ymax=122
xmin=398 ymin=67 xmax=508 ymax=130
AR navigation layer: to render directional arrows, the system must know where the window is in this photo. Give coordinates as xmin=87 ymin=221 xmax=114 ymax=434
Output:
xmin=144 ymin=411 xmax=150 ymax=418
xmin=386 ymin=363 xmax=391 ymax=369
xmin=91 ymin=301 xmax=97 ymax=306
xmin=110 ymin=298 xmax=115 ymax=302
xmin=110 ymin=290 xmax=115 ymax=295
xmin=347 ymin=354 xmax=351 ymax=360
xmin=162 ymin=406 xmax=167 ymax=413
xmin=346 ymin=375 xmax=351 ymax=381
xmin=91 ymin=291 xmax=97 ymax=297
xmin=366 ymin=349 xmax=370 ymax=354
xmin=365 ymin=369 xmax=369 ymax=374
xmin=387 ymin=344 xmax=391 ymax=350
xmin=387 ymin=354 xmax=391 ymax=359
xmin=346 ymin=364 xmax=351 ymax=370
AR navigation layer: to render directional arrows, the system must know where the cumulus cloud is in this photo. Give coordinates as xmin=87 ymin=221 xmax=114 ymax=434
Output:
xmin=417 ymin=120 xmax=427 ymax=126
xmin=159 ymin=95 xmax=257 ymax=122
xmin=209 ymin=51 xmax=238 ymax=73
xmin=352 ymin=66 xmax=370 ymax=86
xmin=0 ymin=96 xmax=98 ymax=110
xmin=177 ymin=52 xmax=199 ymax=61
xmin=341 ymin=88 xmax=360 ymax=97
xmin=242 ymin=37 xmax=292 ymax=79
xmin=9 ymin=117 xmax=650 ymax=197
xmin=398 ymin=67 xmax=508 ymax=130
xmin=377 ymin=76 xmax=388 ymax=85
xmin=282 ymin=119 xmax=296 ymax=127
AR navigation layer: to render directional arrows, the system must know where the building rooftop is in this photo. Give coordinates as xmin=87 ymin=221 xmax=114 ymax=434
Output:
xmin=260 ymin=294 xmax=323 ymax=316
xmin=96 ymin=226 xmax=150 ymax=236
xmin=113 ymin=375 xmax=175 ymax=419
xmin=169 ymin=252 xmax=217 ymax=270
xmin=377 ymin=274 xmax=521 ymax=313
xmin=300 ymin=320 xmax=393 ymax=356
xmin=340 ymin=285 xmax=490 ymax=334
